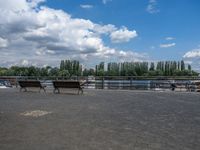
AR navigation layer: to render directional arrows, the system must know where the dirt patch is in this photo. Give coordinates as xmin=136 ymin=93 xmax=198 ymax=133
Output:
xmin=20 ymin=110 xmax=52 ymax=117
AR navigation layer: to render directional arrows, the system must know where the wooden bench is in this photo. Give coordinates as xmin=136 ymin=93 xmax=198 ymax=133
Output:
xmin=185 ymin=81 xmax=200 ymax=92
xmin=18 ymin=80 xmax=46 ymax=92
xmin=151 ymin=82 xmax=171 ymax=91
xmin=175 ymin=83 xmax=187 ymax=91
xmin=194 ymin=82 xmax=200 ymax=92
xmin=53 ymin=80 xmax=83 ymax=94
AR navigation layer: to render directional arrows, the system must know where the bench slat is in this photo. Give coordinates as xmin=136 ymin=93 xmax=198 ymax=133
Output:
xmin=18 ymin=80 xmax=46 ymax=92
xmin=53 ymin=81 xmax=83 ymax=94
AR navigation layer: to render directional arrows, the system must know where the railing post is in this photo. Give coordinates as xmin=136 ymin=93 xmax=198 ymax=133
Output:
xmin=86 ymin=76 xmax=89 ymax=89
xmin=95 ymin=76 xmax=96 ymax=89
xmin=15 ymin=76 xmax=18 ymax=88
xmin=102 ymin=77 xmax=104 ymax=89
xmin=130 ymin=77 xmax=133 ymax=90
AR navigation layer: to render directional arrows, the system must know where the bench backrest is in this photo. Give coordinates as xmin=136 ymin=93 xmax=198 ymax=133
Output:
xmin=18 ymin=80 xmax=42 ymax=88
xmin=53 ymin=81 xmax=81 ymax=88
xmin=194 ymin=82 xmax=200 ymax=85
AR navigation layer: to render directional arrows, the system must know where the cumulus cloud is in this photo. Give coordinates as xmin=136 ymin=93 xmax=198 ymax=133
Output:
xmin=35 ymin=48 xmax=55 ymax=56
xmin=183 ymin=49 xmax=200 ymax=58
xmin=0 ymin=0 xmax=45 ymax=11
xmin=146 ymin=0 xmax=160 ymax=14
xmin=0 ymin=37 xmax=8 ymax=48
xmin=0 ymin=0 xmax=146 ymax=67
xmin=29 ymin=0 xmax=46 ymax=8
xmin=183 ymin=48 xmax=200 ymax=72
xmin=117 ymin=51 xmax=148 ymax=62
xmin=21 ymin=59 xmax=29 ymax=66
xmin=80 ymin=4 xmax=93 ymax=9
xmin=160 ymin=43 xmax=176 ymax=48
xmin=110 ymin=27 xmax=137 ymax=43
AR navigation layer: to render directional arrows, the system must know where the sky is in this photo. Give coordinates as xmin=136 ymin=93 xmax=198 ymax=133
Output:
xmin=0 ymin=0 xmax=200 ymax=71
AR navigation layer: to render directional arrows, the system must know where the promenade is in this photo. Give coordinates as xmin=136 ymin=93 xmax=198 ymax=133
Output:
xmin=0 ymin=89 xmax=200 ymax=150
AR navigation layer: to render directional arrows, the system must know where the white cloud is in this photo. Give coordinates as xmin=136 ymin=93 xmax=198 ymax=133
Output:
xmin=0 ymin=37 xmax=8 ymax=48
xmin=117 ymin=51 xmax=148 ymax=62
xmin=183 ymin=49 xmax=200 ymax=58
xmin=102 ymin=0 xmax=112 ymax=5
xmin=184 ymin=60 xmax=193 ymax=65
xmin=29 ymin=0 xmax=46 ymax=8
xmin=21 ymin=59 xmax=29 ymax=66
xmin=80 ymin=4 xmax=93 ymax=9
xmin=183 ymin=48 xmax=200 ymax=72
xmin=160 ymin=43 xmax=176 ymax=48
xmin=35 ymin=48 xmax=55 ymax=56
xmin=110 ymin=27 xmax=137 ymax=43
xmin=93 ymin=24 xmax=116 ymax=34
xmin=0 ymin=0 xmax=29 ymax=11
xmin=0 ymin=0 xmax=146 ymax=67
xmin=0 ymin=0 xmax=45 ymax=11
xmin=165 ymin=37 xmax=175 ymax=40
xmin=146 ymin=0 xmax=160 ymax=14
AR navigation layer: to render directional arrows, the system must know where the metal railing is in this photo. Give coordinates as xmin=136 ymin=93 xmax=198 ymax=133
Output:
xmin=0 ymin=76 xmax=200 ymax=91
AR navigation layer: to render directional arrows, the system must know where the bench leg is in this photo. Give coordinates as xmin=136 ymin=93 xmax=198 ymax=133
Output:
xmin=78 ymin=88 xmax=83 ymax=95
xmin=20 ymin=87 xmax=27 ymax=92
xmin=39 ymin=87 xmax=46 ymax=93
xmin=54 ymin=88 xmax=60 ymax=94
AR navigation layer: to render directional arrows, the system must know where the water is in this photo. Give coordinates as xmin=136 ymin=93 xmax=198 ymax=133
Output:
xmin=1 ymin=77 xmax=194 ymax=91
xmin=41 ymin=79 xmax=177 ymax=90
xmin=95 ymin=80 xmax=151 ymax=90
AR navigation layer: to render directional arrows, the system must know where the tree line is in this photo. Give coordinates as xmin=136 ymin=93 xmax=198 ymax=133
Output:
xmin=0 ymin=60 xmax=199 ymax=77
xmin=94 ymin=60 xmax=198 ymax=76
xmin=0 ymin=60 xmax=82 ymax=77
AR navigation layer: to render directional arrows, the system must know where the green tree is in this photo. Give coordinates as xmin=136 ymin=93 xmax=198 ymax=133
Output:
xmin=59 ymin=69 xmax=70 ymax=77
xmin=60 ymin=60 xmax=65 ymax=71
xmin=181 ymin=60 xmax=185 ymax=71
xmin=188 ymin=64 xmax=191 ymax=71
xmin=149 ymin=62 xmax=155 ymax=71
xmin=96 ymin=62 xmax=104 ymax=76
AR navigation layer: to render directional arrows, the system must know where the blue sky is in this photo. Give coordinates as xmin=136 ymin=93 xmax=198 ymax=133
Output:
xmin=0 ymin=0 xmax=200 ymax=71
xmin=46 ymin=0 xmax=200 ymax=60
